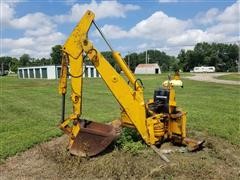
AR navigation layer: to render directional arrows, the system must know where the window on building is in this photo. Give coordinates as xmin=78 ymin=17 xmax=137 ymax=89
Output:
xmin=19 ymin=69 xmax=23 ymax=78
xmin=35 ymin=68 xmax=40 ymax=78
xmin=90 ymin=67 xmax=94 ymax=77
xmin=96 ymin=70 xmax=100 ymax=77
xmin=41 ymin=68 xmax=47 ymax=78
xmin=24 ymin=69 xmax=28 ymax=78
xmin=85 ymin=67 xmax=88 ymax=77
xmin=29 ymin=69 xmax=34 ymax=78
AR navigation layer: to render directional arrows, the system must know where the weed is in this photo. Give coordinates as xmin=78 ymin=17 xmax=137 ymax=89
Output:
xmin=115 ymin=128 xmax=146 ymax=154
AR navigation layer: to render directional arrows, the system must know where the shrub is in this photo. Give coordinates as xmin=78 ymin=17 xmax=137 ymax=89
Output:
xmin=115 ymin=128 xmax=146 ymax=154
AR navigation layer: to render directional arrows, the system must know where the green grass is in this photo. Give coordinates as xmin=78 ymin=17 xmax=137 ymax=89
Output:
xmin=216 ymin=73 xmax=240 ymax=81
xmin=0 ymin=75 xmax=239 ymax=160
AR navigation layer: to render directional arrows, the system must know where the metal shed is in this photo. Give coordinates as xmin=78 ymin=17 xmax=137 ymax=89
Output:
xmin=134 ymin=63 xmax=161 ymax=74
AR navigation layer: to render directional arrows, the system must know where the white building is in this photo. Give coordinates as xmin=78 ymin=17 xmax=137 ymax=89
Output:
xmin=18 ymin=65 xmax=100 ymax=79
xmin=134 ymin=63 xmax=161 ymax=74
xmin=192 ymin=66 xmax=215 ymax=73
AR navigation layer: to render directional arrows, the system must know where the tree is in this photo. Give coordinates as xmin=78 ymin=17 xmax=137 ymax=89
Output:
xmin=40 ymin=58 xmax=51 ymax=65
xmin=171 ymin=61 xmax=180 ymax=72
xmin=101 ymin=51 xmax=114 ymax=66
xmin=124 ymin=49 xmax=178 ymax=72
xmin=9 ymin=58 xmax=19 ymax=72
xmin=177 ymin=42 xmax=239 ymax=72
xmin=19 ymin=54 xmax=30 ymax=67
xmin=161 ymin=63 xmax=168 ymax=72
xmin=101 ymin=51 xmax=121 ymax=73
xmin=50 ymin=45 xmax=62 ymax=65
xmin=125 ymin=52 xmax=138 ymax=72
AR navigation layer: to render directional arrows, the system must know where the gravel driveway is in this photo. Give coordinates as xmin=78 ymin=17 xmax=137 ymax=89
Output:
xmin=185 ymin=73 xmax=240 ymax=85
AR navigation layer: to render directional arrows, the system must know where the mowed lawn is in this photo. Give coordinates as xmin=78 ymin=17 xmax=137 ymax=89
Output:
xmin=216 ymin=73 xmax=240 ymax=81
xmin=0 ymin=74 xmax=239 ymax=160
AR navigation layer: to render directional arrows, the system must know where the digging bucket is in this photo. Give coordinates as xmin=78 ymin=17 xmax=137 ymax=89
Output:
xmin=69 ymin=119 xmax=117 ymax=157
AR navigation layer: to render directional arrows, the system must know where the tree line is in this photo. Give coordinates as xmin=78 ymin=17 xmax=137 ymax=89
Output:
xmin=1 ymin=42 xmax=239 ymax=73
xmin=178 ymin=42 xmax=239 ymax=72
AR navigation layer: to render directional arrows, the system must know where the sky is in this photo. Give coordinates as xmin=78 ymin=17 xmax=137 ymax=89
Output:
xmin=1 ymin=0 xmax=239 ymax=58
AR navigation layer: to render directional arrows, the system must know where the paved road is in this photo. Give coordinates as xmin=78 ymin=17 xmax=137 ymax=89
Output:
xmin=184 ymin=73 xmax=240 ymax=85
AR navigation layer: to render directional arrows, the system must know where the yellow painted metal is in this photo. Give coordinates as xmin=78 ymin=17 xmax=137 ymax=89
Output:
xmin=69 ymin=55 xmax=83 ymax=116
xmin=58 ymin=53 xmax=68 ymax=95
xmin=146 ymin=114 xmax=165 ymax=144
xmin=173 ymin=71 xmax=181 ymax=80
xmin=112 ymin=51 xmax=142 ymax=90
xmin=63 ymin=10 xmax=95 ymax=59
xmin=181 ymin=112 xmax=187 ymax=138
xmin=70 ymin=122 xmax=81 ymax=147
xmin=120 ymin=111 xmax=135 ymax=128
xmin=169 ymin=86 xmax=176 ymax=112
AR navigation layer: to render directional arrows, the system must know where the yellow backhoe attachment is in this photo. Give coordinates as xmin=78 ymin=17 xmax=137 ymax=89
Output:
xmin=58 ymin=10 xmax=204 ymax=157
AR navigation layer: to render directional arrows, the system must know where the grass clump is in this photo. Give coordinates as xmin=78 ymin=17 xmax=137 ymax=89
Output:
xmin=115 ymin=128 xmax=146 ymax=154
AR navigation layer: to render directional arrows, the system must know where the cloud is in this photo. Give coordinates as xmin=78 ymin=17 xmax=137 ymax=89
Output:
xmin=95 ymin=11 xmax=190 ymax=40
xmin=164 ymin=2 xmax=239 ymax=54
xmin=10 ymin=12 xmax=55 ymax=30
xmin=206 ymin=2 xmax=240 ymax=35
xmin=195 ymin=2 xmax=239 ymax=27
xmin=129 ymin=11 xmax=190 ymax=40
xmin=2 ymin=37 xmax=34 ymax=49
xmin=0 ymin=1 xmax=15 ymax=25
xmin=1 ymin=32 xmax=65 ymax=58
xmin=24 ymin=26 xmax=55 ymax=37
xmin=1 ymin=1 xmax=65 ymax=58
xmin=94 ymin=24 xmax=129 ymax=39
xmin=1 ymin=0 xmax=140 ymax=58
xmin=167 ymin=29 xmax=227 ymax=45
xmin=217 ymin=2 xmax=239 ymax=23
xmin=164 ymin=2 xmax=239 ymax=53
xmin=1 ymin=1 xmax=239 ymax=58
xmin=96 ymin=2 xmax=239 ymax=55
xmin=54 ymin=0 xmax=140 ymax=23
xmin=195 ymin=8 xmax=220 ymax=25
xmin=207 ymin=23 xmax=239 ymax=35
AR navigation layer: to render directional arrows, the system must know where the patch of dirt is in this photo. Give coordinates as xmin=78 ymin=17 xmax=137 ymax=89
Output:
xmin=0 ymin=132 xmax=239 ymax=180
xmin=185 ymin=73 xmax=240 ymax=85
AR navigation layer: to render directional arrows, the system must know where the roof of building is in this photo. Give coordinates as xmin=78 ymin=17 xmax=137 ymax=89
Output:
xmin=18 ymin=64 xmax=95 ymax=69
xmin=136 ymin=63 xmax=160 ymax=68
